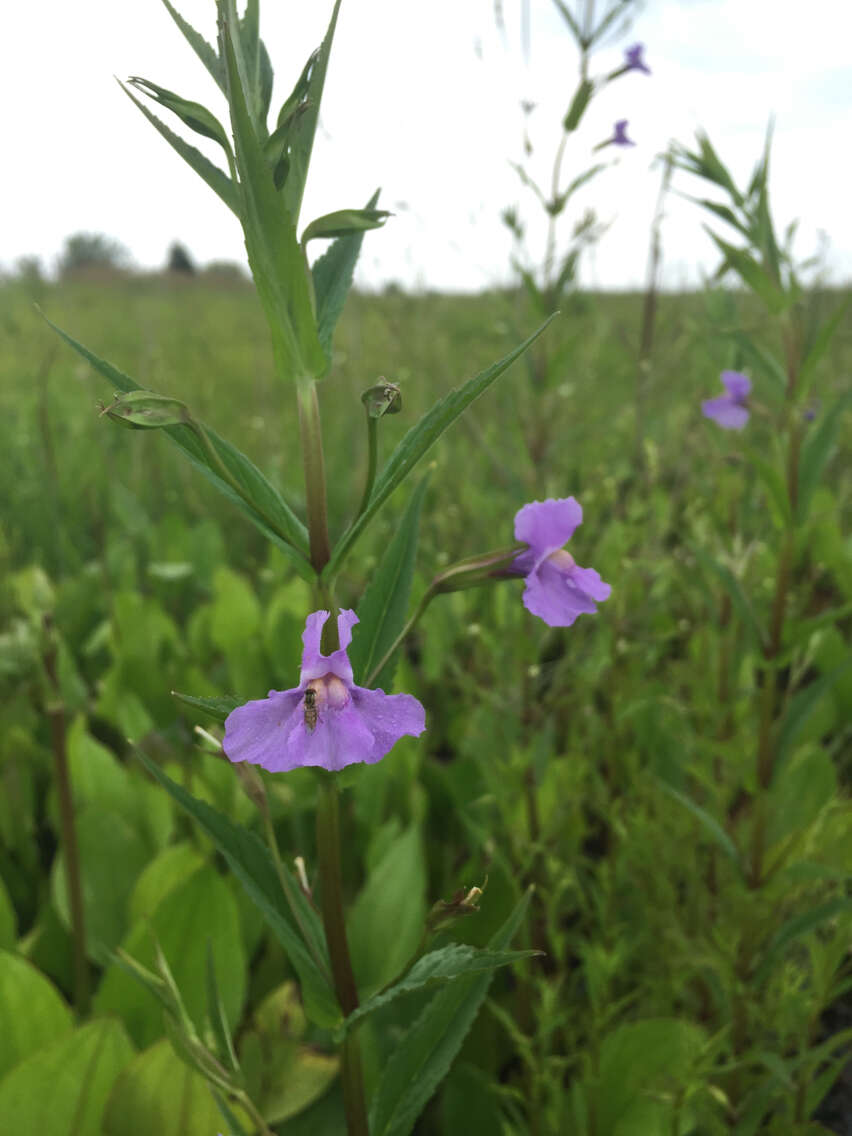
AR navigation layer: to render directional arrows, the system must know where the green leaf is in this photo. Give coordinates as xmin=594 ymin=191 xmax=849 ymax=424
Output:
xmin=369 ymin=889 xmax=532 ymax=1136
xmin=171 ymin=691 xmax=242 ymax=723
xmin=0 ymin=1018 xmax=135 ymax=1136
xmin=132 ymin=750 xmax=338 ymax=1027
xmin=0 ymin=950 xmax=73 ymax=1079
xmin=103 ymin=1039 xmax=249 ymax=1136
xmin=655 ymin=780 xmax=742 ymax=873
xmin=705 ymin=229 xmax=788 ymax=314
xmin=313 ymin=188 xmax=381 ymax=362
xmin=101 ymin=389 xmax=190 ymax=429
xmin=0 ymin=876 xmax=16 ymax=949
xmin=42 ymin=316 xmax=313 ymax=577
xmin=349 ymin=476 xmax=428 ymax=690
xmin=218 ymin=2 xmax=326 ymax=383
xmin=774 ymin=656 xmax=852 ymax=775
xmin=128 ymin=77 xmax=232 ymax=153
xmin=118 ymin=82 xmax=238 ymax=214
xmin=797 ymin=394 xmax=852 ymax=523
xmin=348 ymin=825 xmax=426 ymax=997
xmin=341 ymin=944 xmax=540 ymax=1036
xmin=159 ymin=0 xmax=226 ymax=93
xmin=129 ymin=842 xmax=206 ymax=925
xmin=302 ymin=208 xmax=390 ymax=244
xmin=755 ymin=899 xmax=852 ymax=985
xmin=799 ymin=302 xmax=849 ymax=396
xmin=745 ymin=447 xmax=791 ymax=529
xmin=766 ymin=747 xmax=836 ymax=847
xmin=690 ymin=544 xmax=766 ymax=652
xmin=206 ymin=943 xmax=240 ymax=1075
xmin=327 ymin=317 xmax=555 ymax=575
xmin=562 ymin=78 xmax=594 ymax=132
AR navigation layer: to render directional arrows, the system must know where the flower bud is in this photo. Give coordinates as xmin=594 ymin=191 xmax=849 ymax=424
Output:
xmin=100 ymin=390 xmax=190 ymax=429
xmin=361 ymin=379 xmax=402 ymax=419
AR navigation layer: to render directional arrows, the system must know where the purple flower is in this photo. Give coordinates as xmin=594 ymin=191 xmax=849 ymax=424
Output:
xmin=512 ymin=498 xmax=611 ymax=628
xmin=223 ymin=610 xmax=425 ymax=773
xmin=624 ymin=43 xmax=651 ymax=74
xmin=611 ymin=120 xmax=635 ymax=147
xmin=701 ymin=370 xmax=751 ymax=431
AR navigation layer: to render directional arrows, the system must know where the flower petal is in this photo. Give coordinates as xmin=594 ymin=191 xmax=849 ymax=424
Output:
xmin=721 ymin=370 xmax=750 ymax=400
xmin=286 ymin=700 xmax=377 ymax=771
xmin=223 ymin=689 xmax=303 ymax=772
xmin=300 ymin=609 xmax=356 ymax=685
xmin=523 ymin=559 xmax=599 ymax=627
xmin=514 ymin=497 xmax=583 ymax=559
xmin=570 ymin=563 xmax=612 ymax=602
xmin=300 ymin=611 xmax=329 ymax=674
xmin=702 ymin=396 xmax=749 ymax=431
xmin=350 ymin=686 xmax=426 ymax=762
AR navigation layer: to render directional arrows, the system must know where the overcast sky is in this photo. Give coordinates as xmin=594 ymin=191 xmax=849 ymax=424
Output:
xmin=2 ymin=0 xmax=850 ymax=291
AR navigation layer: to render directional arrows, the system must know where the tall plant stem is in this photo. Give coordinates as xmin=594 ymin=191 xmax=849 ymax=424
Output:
xmin=316 ymin=775 xmax=368 ymax=1136
xmin=298 ymin=381 xmax=332 ymax=573
xmin=354 ymin=415 xmax=378 ymax=522
xmin=43 ymin=618 xmax=89 ymax=1015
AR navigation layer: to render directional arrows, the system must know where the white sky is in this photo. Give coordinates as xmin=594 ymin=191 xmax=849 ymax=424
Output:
xmin=2 ymin=0 xmax=850 ymax=291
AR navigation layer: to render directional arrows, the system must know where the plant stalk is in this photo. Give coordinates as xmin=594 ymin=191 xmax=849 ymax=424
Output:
xmin=298 ymin=381 xmax=333 ymax=573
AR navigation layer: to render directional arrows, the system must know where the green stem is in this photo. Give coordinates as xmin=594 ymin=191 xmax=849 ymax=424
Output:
xmin=354 ymin=414 xmax=378 ymax=522
xmin=298 ymin=382 xmax=332 ymax=573
xmin=43 ymin=619 xmax=90 ymax=1015
xmin=316 ymin=776 xmax=368 ymax=1136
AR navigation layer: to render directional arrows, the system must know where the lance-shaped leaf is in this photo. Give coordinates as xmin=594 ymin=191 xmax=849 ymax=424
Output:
xmin=369 ymin=890 xmax=533 ymax=1136
xmin=656 ymin=780 xmax=743 ymax=874
xmin=563 ymin=78 xmax=595 ymax=132
xmin=302 ymin=208 xmax=390 ymax=245
xmin=326 ymin=316 xmax=556 ymax=576
xmin=119 ymin=82 xmax=238 ymax=214
xmin=43 ymin=316 xmax=313 ymax=576
xmin=101 ymin=389 xmax=191 ymax=429
xmin=218 ymin=3 xmax=326 ymax=383
xmin=159 ymin=0 xmax=226 ymax=93
xmin=129 ymin=77 xmax=232 ymax=154
xmin=171 ymin=692 xmax=242 ymax=723
xmin=313 ymin=188 xmax=381 ymax=361
xmin=133 ymin=749 xmax=338 ymax=1027
xmin=349 ymin=476 xmax=428 ymax=692
xmin=339 ymin=944 xmax=540 ymax=1037
xmin=706 ymin=229 xmax=788 ymax=315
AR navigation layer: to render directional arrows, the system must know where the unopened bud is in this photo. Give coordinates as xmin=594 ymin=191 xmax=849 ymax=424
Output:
xmin=361 ymin=379 xmax=402 ymax=419
xmin=100 ymin=389 xmax=190 ymax=429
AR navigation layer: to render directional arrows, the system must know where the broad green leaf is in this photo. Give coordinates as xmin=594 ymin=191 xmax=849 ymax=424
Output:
xmin=218 ymin=3 xmax=326 ymax=383
xmin=302 ymin=208 xmax=390 ymax=244
xmin=369 ymin=889 xmax=532 ymax=1136
xmin=119 ymin=82 xmax=238 ymax=214
xmin=129 ymin=842 xmax=206 ymax=924
xmin=103 ymin=1039 xmax=249 ymax=1136
xmin=313 ymin=188 xmax=381 ymax=361
xmin=348 ymin=825 xmax=426 ymax=997
xmin=94 ymin=865 xmax=246 ymax=1048
xmin=159 ymin=0 xmax=226 ymax=93
xmin=128 ymin=77 xmax=232 ymax=153
xmin=349 ymin=476 xmax=429 ymax=690
xmin=0 ymin=1018 xmax=134 ymax=1136
xmin=133 ymin=750 xmax=337 ymax=1027
xmin=51 ymin=805 xmax=150 ymax=962
xmin=42 ymin=316 xmax=313 ymax=577
xmin=0 ymin=875 xmax=15 ymax=949
xmin=341 ymin=944 xmax=540 ymax=1036
xmin=327 ymin=317 xmax=555 ymax=575
xmin=0 ymin=950 xmax=73 ymax=1079
xmin=172 ymin=691 xmax=242 ymax=723
xmin=655 ymin=780 xmax=742 ymax=872
xmin=797 ymin=394 xmax=852 ymax=523
xmin=766 ymin=747 xmax=836 ymax=848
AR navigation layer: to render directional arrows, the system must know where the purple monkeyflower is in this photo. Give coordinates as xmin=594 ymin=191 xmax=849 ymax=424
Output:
xmin=701 ymin=370 xmax=751 ymax=431
xmin=624 ymin=43 xmax=651 ymax=74
xmin=223 ymin=610 xmax=425 ymax=773
xmin=511 ymin=498 xmax=611 ymax=628
xmin=611 ymin=120 xmax=635 ymax=147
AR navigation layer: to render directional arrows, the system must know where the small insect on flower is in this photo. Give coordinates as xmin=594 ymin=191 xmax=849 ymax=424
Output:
xmin=303 ymin=687 xmax=318 ymax=731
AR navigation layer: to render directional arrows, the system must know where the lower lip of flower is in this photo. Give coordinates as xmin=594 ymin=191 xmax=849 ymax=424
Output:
xmin=547 ymin=549 xmax=576 ymax=572
xmin=306 ymin=674 xmax=350 ymax=710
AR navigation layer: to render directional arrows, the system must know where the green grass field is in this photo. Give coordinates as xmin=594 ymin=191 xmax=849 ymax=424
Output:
xmin=1 ymin=271 xmax=850 ymax=1134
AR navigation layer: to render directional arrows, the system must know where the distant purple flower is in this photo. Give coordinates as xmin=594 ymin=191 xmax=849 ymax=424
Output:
xmin=701 ymin=370 xmax=751 ymax=431
xmin=624 ymin=43 xmax=651 ymax=74
xmin=611 ymin=120 xmax=635 ymax=147
xmin=511 ymin=498 xmax=611 ymax=628
xmin=223 ymin=610 xmax=425 ymax=773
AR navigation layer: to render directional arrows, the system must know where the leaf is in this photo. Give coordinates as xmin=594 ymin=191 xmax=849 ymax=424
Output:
xmin=745 ymin=447 xmax=791 ymax=529
xmin=118 ymin=82 xmax=238 ymax=214
xmin=797 ymin=394 xmax=852 ymax=523
xmin=132 ymin=749 xmax=338 ymax=1027
xmin=159 ymin=0 xmax=226 ymax=93
xmin=312 ymin=188 xmax=381 ymax=361
xmin=302 ymin=208 xmax=390 ymax=244
xmin=349 ymin=476 xmax=428 ymax=690
xmin=341 ymin=944 xmax=540 ymax=1036
xmin=706 ymin=229 xmax=788 ymax=314
xmin=42 ymin=316 xmax=313 ymax=577
xmin=206 ymin=943 xmax=240 ymax=1075
xmin=0 ymin=1018 xmax=135 ymax=1136
xmin=0 ymin=876 xmax=15 ymax=949
xmin=348 ymin=825 xmax=426 ymax=997
xmin=799 ymin=302 xmax=849 ymax=396
xmin=171 ymin=691 xmax=242 ymax=723
xmin=562 ymin=78 xmax=594 ymax=132
xmin=128 ymin=77 xmax=232 ymax=153
xmin=103 ymin=1038 xmax=249 ymax=1136
xmin=368 ymin=889 xmax=532 ymax=1136
xmin=774 ymin=656 xmax=852 ymax=775
xmin=655 ymin=780 xmax=742 ymax=873
xmin=326 ymin=317 xmax=555 ymax=575
xmin=690 ymin=544 xmax=765 ymax=652
xmin=755 ymin=898 xmax=852 ymax=984
xmin=219 ymin=2 xmax=326 ymax=383
xmin=0 ymin=950 xmax=73 ymax=1079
